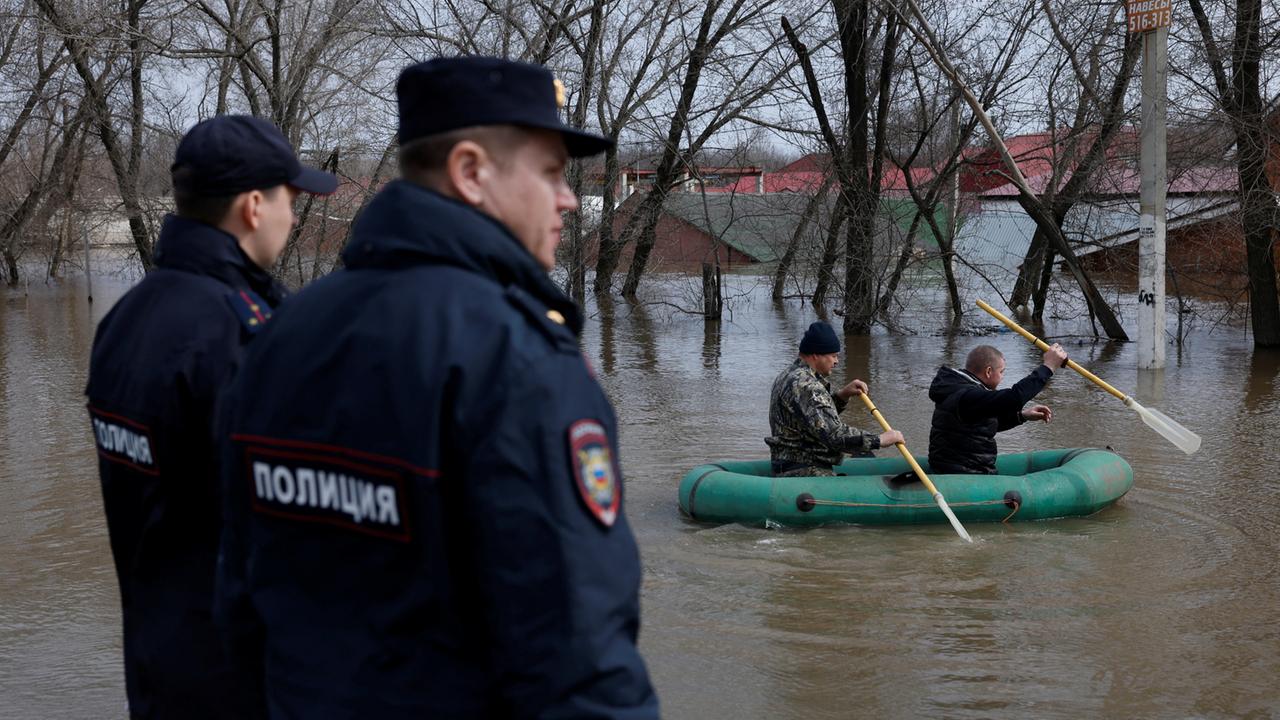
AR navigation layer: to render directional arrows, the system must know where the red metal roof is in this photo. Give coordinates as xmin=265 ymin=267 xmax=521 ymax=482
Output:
xmin=732 ymin=130 xmax=1236 ymax=198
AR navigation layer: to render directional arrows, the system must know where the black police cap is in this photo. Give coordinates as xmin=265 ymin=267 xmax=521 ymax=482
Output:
xmin=396 ymin=57 xmax=612 ymax=158
xmin=171 ymin=115 xmax=339 ymax=197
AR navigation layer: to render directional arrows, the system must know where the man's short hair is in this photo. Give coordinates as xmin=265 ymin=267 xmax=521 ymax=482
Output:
xmin=173 ymin=174 xmax=238 ymax=226
xmin=172 ymin=168 xmax=281 ymax=227
xmin=965 ymin=345 xmax=1004 ymax=374
xmin=398 ymin=125 xmax=529 ymax=183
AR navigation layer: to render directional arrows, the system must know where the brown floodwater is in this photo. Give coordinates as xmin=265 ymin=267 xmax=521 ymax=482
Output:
xmin=2 ymin=270 xmax=1278 ymax=718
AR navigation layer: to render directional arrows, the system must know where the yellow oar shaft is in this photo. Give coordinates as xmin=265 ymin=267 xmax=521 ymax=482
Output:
xmin=857 ymin=393 xmax=941 ymax=496
xmin=975 ymin=299 xmax=1127 ymax=401
xmin=858 ymin=392 xmax=974 ymax=542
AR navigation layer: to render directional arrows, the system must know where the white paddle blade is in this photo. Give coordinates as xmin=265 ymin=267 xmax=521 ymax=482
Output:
xmin=1129 ymin=399 xmax=1201 ymax=454
xmin=933 ymin=493 xmax=973 ymax=543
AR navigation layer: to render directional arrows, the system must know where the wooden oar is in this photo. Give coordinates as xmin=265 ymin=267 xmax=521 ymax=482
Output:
xmin=976 ymin=299 xmax=1201 ymax=454
xmin=857 ymin=392 xmax=973 ymax=543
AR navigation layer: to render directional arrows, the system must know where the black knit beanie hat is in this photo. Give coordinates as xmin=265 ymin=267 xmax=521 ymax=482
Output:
xmin=798 ymin=321 xmax=840 ymax=355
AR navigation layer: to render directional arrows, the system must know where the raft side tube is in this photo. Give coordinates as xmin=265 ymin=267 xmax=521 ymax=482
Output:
xmin=677 ymin=449 xmax=1134 ymax=527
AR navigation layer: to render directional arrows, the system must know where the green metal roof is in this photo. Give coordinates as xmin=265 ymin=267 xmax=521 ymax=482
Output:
xmin=659 ymin=193 xmax=955 ymax=262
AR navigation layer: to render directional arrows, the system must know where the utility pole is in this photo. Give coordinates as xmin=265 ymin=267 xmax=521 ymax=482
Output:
xmin=1131 ymin=0 xmax=1172 ymax=369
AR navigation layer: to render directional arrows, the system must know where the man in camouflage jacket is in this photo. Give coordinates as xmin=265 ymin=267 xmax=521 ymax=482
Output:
xmin=765 ymin=321 xmax=903 ymax=477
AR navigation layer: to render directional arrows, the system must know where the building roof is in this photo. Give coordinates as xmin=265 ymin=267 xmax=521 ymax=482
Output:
xmin=975 ymin=160 xmax=1239 ymax=197
xmin=659 ymin=193 xmax=811 ymax=262
xmin=776 ymin=153 xmax=831 ymax=174
xmin=755 ymin=129 xmax=1238 ymax=199
xmin=655 ymin=192 xmax=953 ymax=262
xmin=951 ymin=195 xmax=1240 ymax=288
xmin=723 ymin=160 xmax=941 ymax=195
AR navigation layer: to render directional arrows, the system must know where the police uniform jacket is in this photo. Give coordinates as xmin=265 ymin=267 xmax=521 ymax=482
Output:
xmin=86 ymin=215 xmax=283 ymax=718
xmin=217 ymin=180 xmax=658 ymax=719
xmin=927 ymin=364 xmax=1053 ymax=474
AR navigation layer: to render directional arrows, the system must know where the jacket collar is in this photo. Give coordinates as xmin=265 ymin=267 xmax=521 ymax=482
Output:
xmin=946 ymin=366 xmax=987 ymax=387
xmin=341 ymin=180 xmax=583 ymax=334
xmin=791 ymin=357 xmax=829 ymax=384
xmin=153 ymin=215 xmax=285 ymax=304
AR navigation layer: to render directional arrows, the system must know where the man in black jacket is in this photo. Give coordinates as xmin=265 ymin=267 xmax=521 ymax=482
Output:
xmin=86 ymin=115 xmax=336 ymax=718
xmin=927 ymin=343 xmax=1068 ymax=475
xmin=216 ymin=57 xmax=658 ymax=718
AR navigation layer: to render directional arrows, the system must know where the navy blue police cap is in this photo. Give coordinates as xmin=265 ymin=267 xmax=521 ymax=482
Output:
xmin=396 ymin=56 xmax=612 ymax=158
xmin=171 ymin=115 xmax=338 ymax=196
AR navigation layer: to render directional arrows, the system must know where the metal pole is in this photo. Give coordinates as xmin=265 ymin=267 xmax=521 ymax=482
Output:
xmin=83 ymin=223 xmax=93 ymax=304
xmin=1138 ymin=26 xmax=1167 ymax=369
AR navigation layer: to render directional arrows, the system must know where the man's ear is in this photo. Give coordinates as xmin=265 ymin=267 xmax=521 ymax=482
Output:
xmin=446 ymin=140 xmax=489 ymax=206
xmin=220 ymin=191 xmax=259 ymax=236
xmin=233 ymin=190 xmax=265 ymax=232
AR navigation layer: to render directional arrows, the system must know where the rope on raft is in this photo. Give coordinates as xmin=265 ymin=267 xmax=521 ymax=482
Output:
xmin=807 ymin=497 xmax=1022 ymax=523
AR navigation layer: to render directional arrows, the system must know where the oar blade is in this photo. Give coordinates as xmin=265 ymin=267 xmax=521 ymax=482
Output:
xmin=1129 ymin=399 xmax=1201 ymax=454
xmin=934 ymin=493 xmax=973 ymax=543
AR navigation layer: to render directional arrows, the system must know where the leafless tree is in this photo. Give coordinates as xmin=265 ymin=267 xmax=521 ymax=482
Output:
xmin=0 ymin=4 xmax=91 ymax=285
xmin=780 ymin=2 xmax=901 ymax=331
xmin=1186 ymin=0 xmax=1280 ymax=348
xmin=1003 ymin=1 xmax=1142 ymax=322
xmin=589 ymin=0 xmax=690 ymax=295
xmin=592 ymin=0 xmax=796 ymax=299
xmin=563 ymin=0 xmax=609 ymax=302
xmin=36 ymin=0 xmax=156 ymax=269
xmin=890 ymin=0 xmax=1130 ymax=340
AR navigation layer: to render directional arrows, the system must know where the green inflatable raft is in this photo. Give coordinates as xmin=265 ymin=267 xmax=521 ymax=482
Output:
xmin=678 ymin=448 xmax=1133 ymax=527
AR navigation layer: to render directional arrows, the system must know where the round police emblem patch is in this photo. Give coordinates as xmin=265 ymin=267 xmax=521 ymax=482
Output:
xmin=568 ymin=419 xmax=620 ymax=527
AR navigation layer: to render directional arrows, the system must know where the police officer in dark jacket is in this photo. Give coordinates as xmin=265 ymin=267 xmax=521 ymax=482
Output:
xmin=86 ymin=115 xmax=337 ymax=719
xmin=216 ymin=57 xmax=658 ymax=719
xmin=927 ymin=343 xmax=1068 ymax=474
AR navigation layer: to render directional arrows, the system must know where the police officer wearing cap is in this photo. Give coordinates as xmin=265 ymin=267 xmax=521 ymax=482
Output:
xmin=216 ymin=57 xmax=658 ymax=718
xmin=86 ymin=115 xmax=337 ymax=718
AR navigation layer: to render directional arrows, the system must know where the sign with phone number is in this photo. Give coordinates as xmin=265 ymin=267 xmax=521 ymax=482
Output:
xmin=1127 ymin=0 xmax=1172 ymax=33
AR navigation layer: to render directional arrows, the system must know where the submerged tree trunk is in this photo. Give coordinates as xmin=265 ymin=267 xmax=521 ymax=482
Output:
xmin=773 ymin=176 xmax=835 ymax=300
xmin=834 ymin=0 xmax=877 ymax=333
xmin=591 ymin=146 xmax=623 ymax=295
xmin=875 ymin=211 xmax=922 ymax=320
xmin=1 ymin=244 xmax=17 ymax=286
xmin=565 ymin=0 xmax=606 ymax=304
xmin=1232 ymin=0 xmax=1279 ymax=346
xmin=0 ymin=100 xmax=88 ymax=286
xmin=1189 ymin=0 xmax=1280 ymax=346
xmin=46 ymin=124 xmax=89 ymax=280
xmin=812 ymin=193 xmax=848 ymax=307
xmin=1238 ymin=141 xmax=1280 ymax=347
xmin=702 ymin=262 xmax=722 ymax=319
xmin=1011 ymin=229 xmax=1049 ymax=311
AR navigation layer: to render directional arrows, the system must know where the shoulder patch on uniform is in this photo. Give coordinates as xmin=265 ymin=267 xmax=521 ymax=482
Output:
xmin=568 ymin=419 xmax=620 ymax=528
xmin=225 ymin=288 xmax=272 ymax=334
